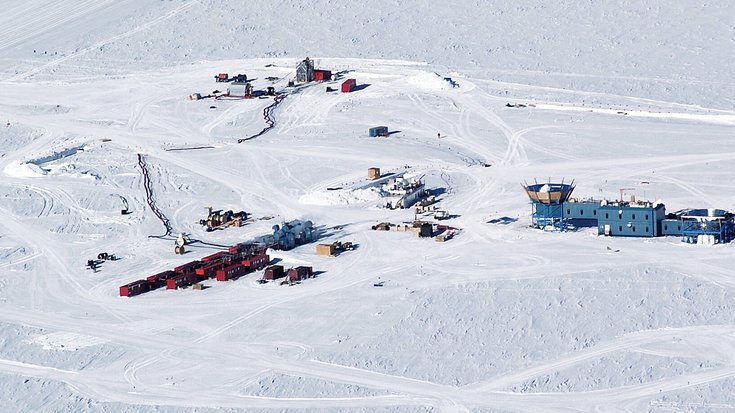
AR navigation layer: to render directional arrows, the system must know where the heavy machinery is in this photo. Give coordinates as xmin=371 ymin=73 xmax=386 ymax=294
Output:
xmin=174 ymin=233 xmax=190 ymax=255
xmin=200 ymin=207 xmax=248 ymax=231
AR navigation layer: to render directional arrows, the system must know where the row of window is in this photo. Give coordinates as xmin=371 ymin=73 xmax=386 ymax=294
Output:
xmin=608 ymin=226 xmax=650 ymax=233
xmin=567 ymin=208 xmax=650 ymax=220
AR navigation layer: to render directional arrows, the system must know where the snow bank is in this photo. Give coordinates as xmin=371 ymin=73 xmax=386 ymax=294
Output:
xmin=406 ymin=72 xmax=451 ymax=91
xmin=299 ymin=187 xmax=385 ymax=206
xmin=3 ymin=161 xmax=47 ymax=178
xmin=26 ymin=332 xmax=110 ymax=351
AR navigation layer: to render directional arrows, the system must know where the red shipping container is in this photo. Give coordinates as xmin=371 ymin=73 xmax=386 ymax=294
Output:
xmin=195 ymin=261 xmax=225 ymax=279
xmin=174 ymin=260 xmax=202 ymax=274
xmin=263 ymin=265 xmax=285 ymax=280
xmin=201 ymin=251 xmax=232 ymax=263
xmin=341 ymin=79 xmax=356 ymax=93
xmin=216 ymin=263 xmax=248 ymax=281
xmin=146 ymin=270 xmax=177 ymax=289
xmin=120 ymin=279 xmax=150 ymax=297
xmin=287 ymin=266 xmax=313 ymax=281
xmin=167 ymin=273 xmax=197 ymax=290
xmin=313 ymin=70 xmax=332 ymax=81
xmin=242 ymin=253 xmax=269 ymax=270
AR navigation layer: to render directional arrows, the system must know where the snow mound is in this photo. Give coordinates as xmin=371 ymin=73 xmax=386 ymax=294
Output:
xmin=3 ymin=161 xmax=47 ymax=178
xmin=26 ymin=332 xmax=110 ymax=351
xmin=299 ymin=187 xmax=385 ymax=206
xmin=406 ymin=72 xmax=451 ymax=91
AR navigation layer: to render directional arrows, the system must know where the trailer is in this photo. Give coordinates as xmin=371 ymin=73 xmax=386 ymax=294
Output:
xmin=201 ymin=251 xmax=233 ymax=263
xmin=216 ymin=263 xmax=249 ymax=281
xmin=341 ymin=78 xmax=356 ymax=93
xmin=313 ymin=69 xmax=332 ymax=81
xmin=195 ymin=261 xmax=226 ymax=279
xmin=369 ymin=126 xmax=389 ymax=137
xmin=119 ymin=280 xmax=150 ymax=297
xmin=145 ymin=270 xmax=177 ymax=289
xmin=166 ymin=273 xmax=197 ymax=290
xmin=263 ymin=265 xmax=285 ymax=280
xmin=242 ymin=253 xmax=269 ymax=270
xmin=287 ymin=266 xmax=313 ymax=281
xmin=174 ymin=260 xmax=203 ymax=274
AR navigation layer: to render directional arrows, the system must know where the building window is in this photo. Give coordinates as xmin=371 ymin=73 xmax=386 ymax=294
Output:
xmin=646 ymin=226 xmax=649 ymax=233
xmin=567 ymin=209 xmax=570 ymax=215
xmin=632 ymin=214 xmax=636 ymax=220
xmin=580 ymin=209 xmax=584 ymax=216
xmin=619 ymin=212 xmax=622 ymax=219
xmin=619 ymin=226 xmax=622 ymax=232
xmin=606 ymin=213 xmax=609 ymax=219
xmin=593 ymin=210 xmax=597 ymax=216
xmin=632 ymin=226 xmax=636 ymax=232
xmin=645 ymin=214 xmax=649 ymax=220
xmin=664 ymin=225 xmax=667 ymax=231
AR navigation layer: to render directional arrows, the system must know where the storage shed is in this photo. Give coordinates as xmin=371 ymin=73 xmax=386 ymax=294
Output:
xmin=287 ymin=266 xmax=313 ymax=281
xmin=313 ymin=70 xmax=332 ymax=81
xmin=419 ymin=222 xmax=434 ymax=238
xmin=316 ymin=243 xmax=335 ymax=256
xmin=120 ymin=280 xmax=150 ymax=297
xmin=216 ymin=263 xmax=248 ymax=281
xmin=264 ymin=265 xmax=285 ymax=280
xmin=341 ymin=78 xmax=356 ymax=93
xmin=167 ymin=273 xmax=197 ymax=290
xmin=368 ymin=167 xmax=381 ymax=180
xmin=369 ymin=126 xmax=389 ymax=137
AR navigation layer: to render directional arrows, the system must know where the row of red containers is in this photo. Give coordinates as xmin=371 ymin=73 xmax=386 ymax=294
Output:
xmin=263 ymin=265 xmax=313 ymax=281
xmin=119 ymin=249 xmax=270 ymax=297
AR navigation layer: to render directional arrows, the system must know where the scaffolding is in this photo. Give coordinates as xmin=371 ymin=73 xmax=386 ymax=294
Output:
xmin=523 ymin=179 xmax=575 ymax=231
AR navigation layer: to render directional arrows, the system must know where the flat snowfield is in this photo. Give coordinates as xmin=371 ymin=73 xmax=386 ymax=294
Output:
xmin=1 ymin=2 xmax=735 ymax=413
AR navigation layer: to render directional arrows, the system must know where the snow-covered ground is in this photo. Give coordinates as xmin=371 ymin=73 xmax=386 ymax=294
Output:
xmin=1 ymin=2 xmax=735 ymax=413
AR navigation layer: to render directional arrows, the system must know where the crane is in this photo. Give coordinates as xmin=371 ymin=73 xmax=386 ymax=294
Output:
xmin=619 ymin=188 xmax=636 ymax=202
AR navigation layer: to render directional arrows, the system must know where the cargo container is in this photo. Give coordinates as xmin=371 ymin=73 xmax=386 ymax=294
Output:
xmin=316 ymin=243 xmax=335 ymax=256
xmin=341 ymin=78 xmax=356 ymax=93
xmin=201 ymin=251 xmax=232 ymax=263
xmin=195 ymin=261 xmax=226 ymax=279
xmin=120 ymin=280 xmax=150 ymax=297
xmin=146 ymin=270 xmax=177 ymax=289
xmin=287 ymin=266 xmax=313 ymax=281
xmin=369 ymin=126 xmax=389 ymax=137
xmin=368 ymin=167 xmax=381 ymax=180
xmin=263 ymin=265 xmax=285 ymax=280
xmin=174 ymin=260 xmax=203 ymax=274
xmin=242 ymin=253 xmax=269 ymax=270
xmin=216 ymin=263 xmax=249 ymax=281
xmin=167 ymin=273 xmax=197 ymax=290
xmin=313 ymin=69 xmax=332 ymax=81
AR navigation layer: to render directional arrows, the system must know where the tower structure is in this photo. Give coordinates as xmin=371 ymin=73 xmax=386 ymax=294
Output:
xmin=523 ymin=180 xmax=575 ymax=231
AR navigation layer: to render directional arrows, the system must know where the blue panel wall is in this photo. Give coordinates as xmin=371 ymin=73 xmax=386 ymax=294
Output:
xmin=563 ymin=201 xmax=601 ymax=227
xmin=596 ymin=204 xmax=664 ymax=237
xmin=661 ymin=219 xmax=683 ymax=236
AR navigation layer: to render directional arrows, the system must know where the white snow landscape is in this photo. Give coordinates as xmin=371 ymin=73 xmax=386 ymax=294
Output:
xmin=2 ymin=1 xmax=735 ymax=412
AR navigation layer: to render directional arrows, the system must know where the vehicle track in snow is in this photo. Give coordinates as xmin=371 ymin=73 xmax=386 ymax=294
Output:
xmin=136 ymin=153 xmax=174 ymax=238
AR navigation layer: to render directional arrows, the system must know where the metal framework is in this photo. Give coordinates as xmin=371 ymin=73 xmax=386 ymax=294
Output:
xmin=523 ymin=179 xmax=575 ymax=231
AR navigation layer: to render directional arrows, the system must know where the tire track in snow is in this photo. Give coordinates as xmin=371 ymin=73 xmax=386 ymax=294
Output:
xmin=5 ymin=0 xmax=199 ymax=82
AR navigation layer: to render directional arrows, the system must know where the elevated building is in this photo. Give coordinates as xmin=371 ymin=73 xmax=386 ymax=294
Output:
xmin=523 ymin=181 xmax=574 ymax=231
xmin=523 ymin=179 xmax=734 ymax=244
